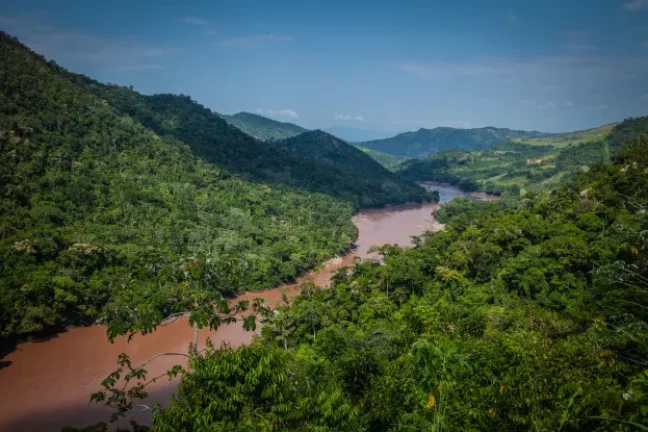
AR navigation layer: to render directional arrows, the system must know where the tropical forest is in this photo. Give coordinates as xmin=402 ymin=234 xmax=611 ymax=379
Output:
xmin=1 ymin=1 xmax=648 ymax=432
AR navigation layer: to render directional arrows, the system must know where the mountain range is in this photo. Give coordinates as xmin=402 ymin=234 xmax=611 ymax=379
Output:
xmin=359 ymin=127 xmax=552 ymax=158
xmin=0 ymin=31 xmax=430 ymax=339
xmin=398 ymin=119 xmax=648 ymax=195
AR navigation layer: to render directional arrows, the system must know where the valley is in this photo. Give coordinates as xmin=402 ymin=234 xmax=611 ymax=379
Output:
xmin=0 ymin=185 xmax=485 ymax=432
xmin=1 ymin=3 xmax=648 ymax=430
xmin=398 ymin=118 xmax=648 ymax=195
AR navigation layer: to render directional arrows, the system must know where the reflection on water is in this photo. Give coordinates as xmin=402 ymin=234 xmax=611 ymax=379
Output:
xmin=0 ymin=183 xmax=492 ymax=432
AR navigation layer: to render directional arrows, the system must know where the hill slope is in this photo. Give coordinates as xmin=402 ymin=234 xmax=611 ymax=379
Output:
xmin=220 ymin=112 xmax=308 ymax=141
xmin=322 ymin=126 xmax=398 ymax=142
xmin=0 ymin=32 xmax=428 ymax=340
xmin=155 ymin=135 xmax=648 ymax=431
xmin=356 ymin=146 xmax=410 ymax=171
xmin=270 ymin=131 xmax=434 ymax=206
xmin=399 ymin=118 xmax=648 ymax=195
xmin=361 ymin=126 xmax=551 ymax=157
xmin=62 ymin=76 xmax=429 ymax=209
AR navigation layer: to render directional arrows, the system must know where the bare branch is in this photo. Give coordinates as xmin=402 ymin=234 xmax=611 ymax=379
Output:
xmin=137 ymin=352 xmax=190 ymax=369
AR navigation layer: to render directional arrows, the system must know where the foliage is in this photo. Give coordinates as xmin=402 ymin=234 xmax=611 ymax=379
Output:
xmin=360 ymin=126 xmax=551 ymax=158
xmin=219 ymin=111 xmax=308 ymax=141
xmin=399 ymin=117 xmax=648 ymax=196
xmin=149 ymin=136 xmax=648 ymax=431
xmin=62 ymin=73 xmax=431 ymax=209
xmin=0 ymin=32 xmax=428 ymax=340
xmin=356 ymin=146 xmax=410 ymax=171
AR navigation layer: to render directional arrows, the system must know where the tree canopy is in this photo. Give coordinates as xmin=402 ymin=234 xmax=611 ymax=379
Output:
xmin=144 ymin=135 xmax=648 ymax=431
xmin=0 ymin=31 xmax=430 ymax=341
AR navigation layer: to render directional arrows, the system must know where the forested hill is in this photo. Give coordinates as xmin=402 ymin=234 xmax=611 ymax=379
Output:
xmin=267 ymin=130 xmax=433 ymax=205
xmin=356 ymin=146 xmax=410 ymax=171
xmin=219 ymin=111 xmax=308 ymax=141
xmin=360 ymin=126 xmax=551 ymax=157
xmin=0 ymin=31 xmax=427 ymax=341
xmin=398 ymin=117 xmax=648 ymax=196
xmin=149 ymin=135 xmax=648 ymax=430
xmin=60 ymin=67 xmax=430 ymax=209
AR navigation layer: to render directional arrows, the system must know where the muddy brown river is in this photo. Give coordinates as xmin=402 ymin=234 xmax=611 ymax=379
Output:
xmin=0 ymin=184 xmax=494 ymax=431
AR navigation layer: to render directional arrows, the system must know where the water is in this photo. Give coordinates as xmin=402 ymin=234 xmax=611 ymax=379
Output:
xmin=0 ymin=184 xmax=493 ymax=431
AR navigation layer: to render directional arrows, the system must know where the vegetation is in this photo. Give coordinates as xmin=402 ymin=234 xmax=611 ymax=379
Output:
xmin=268 ymin=131 xmax=431 ymax=205
xmin=356 ymin=146 xmax=410 ymax=171
xmin=213 ymin=113 xmax=410 ymax=172
xmin=62 ymin=76 xmax=430 ymax=208
xmin=399 ymin=117 xmax=648 ymax=195
xmin=0 ymin=32 xmax=430 ymax=341
xmin=99 ymin=135 xmax=648 ymax=431
xmin=510 ymin=123 xmax=617 ymax=148
xmin=219 ymin=111 xmax=308 ymax=141
xmin=360 ymin=126 xmax=551 ymax=158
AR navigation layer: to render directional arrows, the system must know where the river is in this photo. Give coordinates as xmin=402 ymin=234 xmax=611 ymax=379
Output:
xmin=0 ymin=184 xmax=493 ymax=432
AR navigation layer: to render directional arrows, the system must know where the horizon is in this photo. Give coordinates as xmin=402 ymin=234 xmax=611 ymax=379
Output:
xmin=227 ymin=109 xmax=618 ymax=137
xmin=2 ymin=0 xmax=648 ymax=133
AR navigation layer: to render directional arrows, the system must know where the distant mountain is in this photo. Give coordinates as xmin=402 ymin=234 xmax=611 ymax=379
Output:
xmin=361 ymin=126 xmax=552 ymax=157
xmin=322 ymin=126 xmax=400 ymax=143
xmin=270 ymin=131 xmax=432 ymax=206
xmin=65 ymin=85 xmax=429 ymax=208
xmin=398 ymin=118 xmax=648 ymax=196
xmin=220 ymin=112 xmax=308 ymax=141
xmin=0 ymin=31 xmax=431 ymax=339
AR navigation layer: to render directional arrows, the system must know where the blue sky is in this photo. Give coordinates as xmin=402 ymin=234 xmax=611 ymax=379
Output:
xmin=2 ymin=0 xmax=648 ymax=133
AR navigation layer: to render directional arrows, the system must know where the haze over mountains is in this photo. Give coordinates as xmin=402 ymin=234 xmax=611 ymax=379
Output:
xmin=359 ymin=127 xmax=552 ymax=158
xmin=217 ymin=108 xmax=648 ymax=195
xmin=218 ymin=109 xmax=558 ymax=161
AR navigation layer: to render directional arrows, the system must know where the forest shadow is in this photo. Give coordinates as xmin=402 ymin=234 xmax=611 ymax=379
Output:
xmin=0 ymin=325 xmax=71 ymax=364
xmin=2 ymin=382 xmax=174 ymax=432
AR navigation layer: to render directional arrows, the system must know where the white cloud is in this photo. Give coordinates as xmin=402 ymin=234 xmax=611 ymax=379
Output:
xmin=398 ymin=54 xmax=648 ymax=97
xmin=538 ymin=101 xmax=556 ymax=110
xmin=0 ymin=15 xmax=176 ymax=72
xmin=399 ymin=61 xmax=511 ymax=80
xmin=334 ymin=114 xmax=366 ymax=122
xmin=507 ymin=13 xmax=517 ymax=22
xmin=624 ymin=0 xmax=648 ymax=10
xmin=183 ymin=17 xmax=208 ymax=25
xmin=597 ymin=104 xmax=609 ymax=110
xmin=564 ymin=31 xmax=598 ymax=53
xmin=523 ymin=100 xmax=537 ymax=105
xmin=220 ymin=34 xmax=293 ymax=48
xmin=564 ymin=101 xmax=574 ymax=107
xmin=256 ymin=109 xmax=299 ymax=118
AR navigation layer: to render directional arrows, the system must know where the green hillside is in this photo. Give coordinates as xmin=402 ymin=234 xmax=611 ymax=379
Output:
xmin=0 ymin=32 xmax=428 ymax=340
xmin=356 ymin=146 xmax=410 ymax=171
xmin=139 ymin=135 xmax=648 ymax=431
xmin=63 ymin=73 xmax=430 ymax=209
xmin=270 ymin=131 xmax=434 ymax=206
xmin=511 ymin=123 xmax=618 ymax=148
xmin=361 ymin=126 xmax=551 ymax=158
xmin=399 ymin=117 xmax=648 ymax=195
xmin=220 ymin=111 xmax=308 ymax=141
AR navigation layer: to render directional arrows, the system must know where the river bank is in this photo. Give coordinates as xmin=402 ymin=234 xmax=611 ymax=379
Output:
xmin=0 ymin=184 xmax=493 ymax=432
